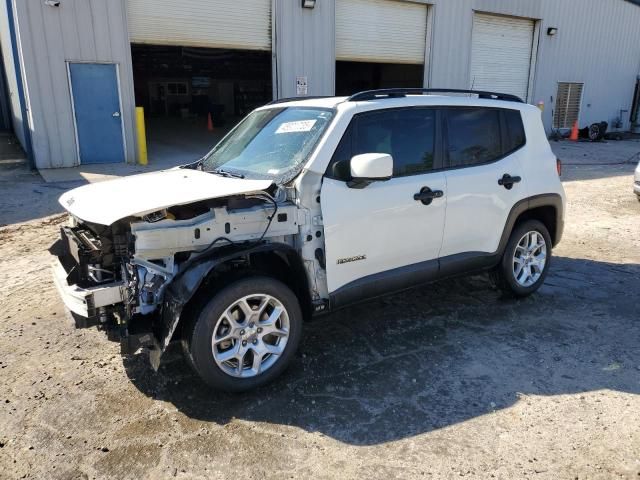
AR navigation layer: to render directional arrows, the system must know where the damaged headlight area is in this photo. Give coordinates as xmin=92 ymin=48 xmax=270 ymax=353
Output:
xmin=49 ymin=218 xmax=158 ymax=352
xmin=50 ymin=191 xmax=301 ymax=360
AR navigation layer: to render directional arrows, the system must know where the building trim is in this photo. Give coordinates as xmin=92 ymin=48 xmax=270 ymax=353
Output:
xmin=5 ymin=0 xmax=33 ymax=167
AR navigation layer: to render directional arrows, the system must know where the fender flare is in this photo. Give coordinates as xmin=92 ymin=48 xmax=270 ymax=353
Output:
xmin=498 ymin=193 xmax=564 ymax=251
xmin=149 ymin=242 xmax=305 ymax=370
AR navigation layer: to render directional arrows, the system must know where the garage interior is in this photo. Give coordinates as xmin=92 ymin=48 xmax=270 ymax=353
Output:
xmin=131 ymin=44 xmax=272 ymax=164
xmin=334 ymin=0 xmax=429 ymax=97
xmin=335 ymin=61 xmax=424 ymax=96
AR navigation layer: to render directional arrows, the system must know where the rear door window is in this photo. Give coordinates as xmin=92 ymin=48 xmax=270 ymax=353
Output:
xmin=445 ymin=108 xmax=503 ymax=167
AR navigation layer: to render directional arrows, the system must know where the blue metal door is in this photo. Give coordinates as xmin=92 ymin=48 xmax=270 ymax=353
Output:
xmin=69 ymin=63 xmax=125 ymax=164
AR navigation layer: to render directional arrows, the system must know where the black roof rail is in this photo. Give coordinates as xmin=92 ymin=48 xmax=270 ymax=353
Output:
xmin=267 ymin=96 xmax=333 ymax=105
xmin=347 ymin=88 xmax=524 ymax=103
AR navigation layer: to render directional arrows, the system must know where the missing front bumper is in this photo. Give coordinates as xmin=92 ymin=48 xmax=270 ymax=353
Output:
xmin=51 ymin=258 xmax=127 ymax=320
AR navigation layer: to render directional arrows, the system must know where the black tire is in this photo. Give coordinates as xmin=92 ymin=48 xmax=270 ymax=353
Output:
xmin=491 ymin=219 xmax=552 ymax=298
xmin=182 ymin=276 xmax=303 ymax=392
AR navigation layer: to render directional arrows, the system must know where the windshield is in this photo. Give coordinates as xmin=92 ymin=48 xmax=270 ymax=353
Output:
xmin=201 ymin=107 xmax=335 ymax=180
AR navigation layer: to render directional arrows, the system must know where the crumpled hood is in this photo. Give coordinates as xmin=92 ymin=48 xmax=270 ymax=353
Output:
xmin=58 ymin=168 xmax=273 ymax=225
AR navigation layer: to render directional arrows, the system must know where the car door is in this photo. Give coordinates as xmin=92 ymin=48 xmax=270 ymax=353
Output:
xmin=439 ymin=107 xmax=530 ymax=265
xmin=321 ymin=107 xmax=447 ymax=304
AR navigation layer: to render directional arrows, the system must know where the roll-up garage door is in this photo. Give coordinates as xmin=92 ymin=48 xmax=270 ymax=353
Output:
xmin=127 ymin=0 xmax=271 ymax=51
xmin=470 ymin=13 xmax=535 ymax=101
xmin=336 ymin=0 xmax=428 ymax=64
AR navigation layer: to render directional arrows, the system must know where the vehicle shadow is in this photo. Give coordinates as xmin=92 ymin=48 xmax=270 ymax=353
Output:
xmin=123 ymin=256 xmax=640 ymax=446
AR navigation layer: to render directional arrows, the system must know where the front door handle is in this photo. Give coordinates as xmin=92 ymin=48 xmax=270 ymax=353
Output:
xmin=112 ymin=112 xmax=121 ymax=118
xmin=414 ymin=187 xmax=444 ymax=205
xmin=498 ymin=174 xmax=521 ymax=190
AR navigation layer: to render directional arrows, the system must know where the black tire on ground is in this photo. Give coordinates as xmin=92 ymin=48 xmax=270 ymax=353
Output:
xmin=182 ymin=276 xmax=303 ymax=392
xmin=491 ymin=219 xmax=553 ymax=298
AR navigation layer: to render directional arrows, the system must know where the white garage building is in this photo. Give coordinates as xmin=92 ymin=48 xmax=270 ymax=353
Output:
xmin=1 ymin=0 xmax=639 ymax=169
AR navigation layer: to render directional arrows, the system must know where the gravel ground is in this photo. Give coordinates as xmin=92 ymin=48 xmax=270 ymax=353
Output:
xmin=0 ymin=140 xmax=639 ymax=480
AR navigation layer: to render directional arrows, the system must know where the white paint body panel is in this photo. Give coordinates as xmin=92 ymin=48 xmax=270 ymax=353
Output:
xmin=350 ymin=153 xmax=393 ymax=179
xmin=440 ymin=151 xmax=526 ymax=257
xmin=321 ymin=173 xmax=447 ymax=293
xmin=59 ymin=169 xmax=273 ymax=225
xmin=131 ymin=204 xmax=300 ymax=259
xmin=335 ymin=0 xmax=428 ymax=64
xmin=517 ymin=106 xmax=566 ymax=202
xmin=127 ymin=0 xmax=271 ymax=50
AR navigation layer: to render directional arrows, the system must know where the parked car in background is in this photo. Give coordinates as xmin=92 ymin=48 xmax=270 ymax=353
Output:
xmin=51 ymin=88 xmax=565 ymax=392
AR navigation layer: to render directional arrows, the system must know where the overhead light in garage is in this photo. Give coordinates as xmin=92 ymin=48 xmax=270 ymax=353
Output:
xmin=302 ymin=0 xmax=316 ymax=8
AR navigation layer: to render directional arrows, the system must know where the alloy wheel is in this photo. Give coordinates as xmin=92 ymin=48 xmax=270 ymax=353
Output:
xmin=211 ymin=294 xmax=290 ymax=378
xmin=512 ymin=230 xmax=547 ymax=287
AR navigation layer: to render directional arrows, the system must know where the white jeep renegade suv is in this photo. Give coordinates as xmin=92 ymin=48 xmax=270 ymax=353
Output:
xmin=51 ymin=88 xmax=565 ymax=392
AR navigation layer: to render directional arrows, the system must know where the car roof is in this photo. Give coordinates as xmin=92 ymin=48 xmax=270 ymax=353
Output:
xmin=257 ymin=96 xmax=348 ymax=110
xmin=257 ymin=94 xmax=536 ymax=114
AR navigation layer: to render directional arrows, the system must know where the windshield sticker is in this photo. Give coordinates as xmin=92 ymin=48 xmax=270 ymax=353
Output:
xmin=267 ymin=169 xmax=280 ymax=174
xmin=275 ymin=120 xmax=317 ymax=134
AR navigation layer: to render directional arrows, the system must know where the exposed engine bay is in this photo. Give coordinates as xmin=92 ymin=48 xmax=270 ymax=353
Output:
xmin=51 ymin=186 xmax=307 ymax=364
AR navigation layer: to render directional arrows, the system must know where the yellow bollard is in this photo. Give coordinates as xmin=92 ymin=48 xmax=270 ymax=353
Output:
xmin=136 ymin=106 xmax=148 ymax=166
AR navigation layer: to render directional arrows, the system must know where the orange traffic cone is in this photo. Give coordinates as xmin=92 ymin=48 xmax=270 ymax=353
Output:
xmin=569 ymin=121 xmax=579 ymax=141
xmin=207 ymin=113 xmax=214 ymax=132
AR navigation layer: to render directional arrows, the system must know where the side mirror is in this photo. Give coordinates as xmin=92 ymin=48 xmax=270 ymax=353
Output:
xmin=348 ymin=153 xmax=393 ymax=189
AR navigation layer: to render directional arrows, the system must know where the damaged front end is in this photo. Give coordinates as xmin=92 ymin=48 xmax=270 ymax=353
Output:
xmin=51 ymin=184 xmax=303 ymax=369
xmin=50 ymin=216 xmax=163 ymax=354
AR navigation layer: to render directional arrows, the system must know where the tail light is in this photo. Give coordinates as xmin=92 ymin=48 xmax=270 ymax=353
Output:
xmin=556 ymin=157 xmax=562 ymax=177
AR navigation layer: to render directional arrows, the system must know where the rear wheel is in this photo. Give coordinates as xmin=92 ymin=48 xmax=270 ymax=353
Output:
xmin=183 ymin=276 xmax=302 ymax=392
xmin=492 ymin=219 xmax=552 ymax=298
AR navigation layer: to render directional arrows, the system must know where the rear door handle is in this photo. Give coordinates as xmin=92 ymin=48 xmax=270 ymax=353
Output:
xmin=414 ymin=187 xmax=444 ymax=205
xmin=498 ymin=174 xmax=521 ymax=190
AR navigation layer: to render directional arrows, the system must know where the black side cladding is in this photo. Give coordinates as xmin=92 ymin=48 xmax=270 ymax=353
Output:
xmin=149 ymin=242 xmax=305 ymax=370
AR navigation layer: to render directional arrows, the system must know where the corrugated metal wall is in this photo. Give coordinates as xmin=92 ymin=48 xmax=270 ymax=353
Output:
xmin=12 ymin=0 xmax=136 ymax=168
xmin=420 ymin=0 xmax=640 ymax=131
xmin=273 ymin=0 xmax=335 ymax=99
xmin=8 ymin=0 xmax=640 ymax=167
xmin=534 ymin=0 xmax=640 ymax=131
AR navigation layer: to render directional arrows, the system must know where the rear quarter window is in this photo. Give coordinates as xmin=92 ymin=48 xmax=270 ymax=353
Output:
xmin=503 ymin=109 xmax=526 ymax=154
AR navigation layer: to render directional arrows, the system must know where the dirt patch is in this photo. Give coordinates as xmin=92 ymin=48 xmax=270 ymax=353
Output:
xmin=1 ymin=141 xmax=639 ymax=479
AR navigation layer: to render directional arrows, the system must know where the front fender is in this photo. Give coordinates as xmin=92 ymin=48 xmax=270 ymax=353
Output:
xmin=149 ymin=242 xmax=300 ymax=370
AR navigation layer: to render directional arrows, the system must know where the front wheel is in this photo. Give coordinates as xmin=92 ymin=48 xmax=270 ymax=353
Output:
xmin=491 ymin=219 xmax=552 ymax=298
xmin=183 ymin=276 xmax=303 ymax=392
